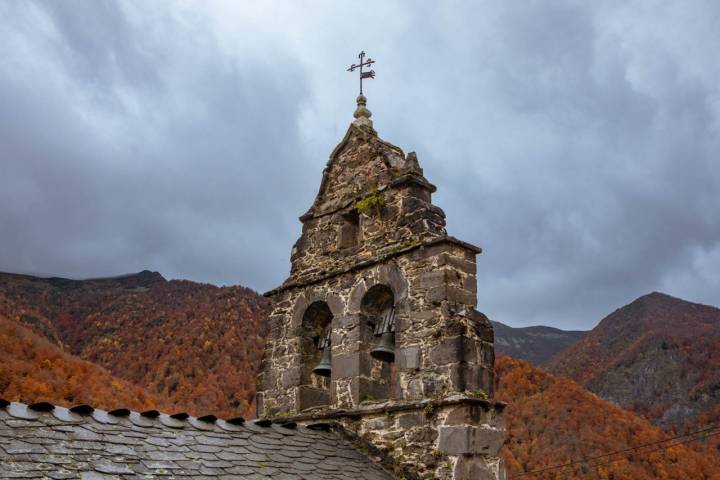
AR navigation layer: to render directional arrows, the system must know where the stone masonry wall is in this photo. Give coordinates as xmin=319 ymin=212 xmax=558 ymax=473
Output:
xmin=284 ymin=398 xmax=505 ymax=480
xmin=257 ymin=239 xmax=495 ymax=417
xmin=258 ymin=114 xmax=505 ymax=479
xmin=287 ymin=124 xmax=446 ymax=286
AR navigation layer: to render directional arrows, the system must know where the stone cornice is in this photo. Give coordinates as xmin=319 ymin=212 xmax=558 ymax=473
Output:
xmin=266 ymin=395 xmax=506 ymax=423
xmin=389 ymin=173 xmax=437 ymax=193
xmin=264 ymin=235 xmax=482 ymax=297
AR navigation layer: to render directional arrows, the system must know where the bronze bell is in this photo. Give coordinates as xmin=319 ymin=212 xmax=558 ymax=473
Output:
xmin=370 ymin=331 xmax=395 ymax=362
xmin=312 ymin=346 xmax=331 ymax=377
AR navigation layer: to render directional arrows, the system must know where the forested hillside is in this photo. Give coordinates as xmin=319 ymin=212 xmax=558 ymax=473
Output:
xmin=497 ymin=355 xmax=720 ymax=480
xmin=545 ymin=292 xmax=720 ymax=429
xmin=0 ymin=271 xmax=268 ymax=418
xmin=0 ymin=315 xmax=168 ymax=412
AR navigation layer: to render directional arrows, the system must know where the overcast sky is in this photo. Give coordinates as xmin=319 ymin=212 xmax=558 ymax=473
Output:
xmin=1 ymin=1 xmax=719 ymax=329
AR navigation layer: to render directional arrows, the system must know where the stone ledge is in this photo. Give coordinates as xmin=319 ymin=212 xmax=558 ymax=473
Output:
xmin=268 ymin=395 xmax=506 ymax=423
xmin=389 ymin=173 xmax=437 ymax=193
xmin=264 ymin=235 xmax=482 ymax=297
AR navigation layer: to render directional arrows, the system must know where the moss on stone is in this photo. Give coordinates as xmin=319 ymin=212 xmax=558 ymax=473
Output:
xmin=354 ymin=186 xmax=384 ymax=216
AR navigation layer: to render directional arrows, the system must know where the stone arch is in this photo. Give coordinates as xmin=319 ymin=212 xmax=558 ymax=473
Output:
xmin=348 ymin=262 xmax=408 ymax=314
xmin=292 ymin=291 xmax=343 ymax=330
xmin=298 ymin=300 xmax=333 ymax=409
xmin=360 ymin=284 xmax=395 ymax=340
xmin=359 ymin=284 xmax=399 ymax=401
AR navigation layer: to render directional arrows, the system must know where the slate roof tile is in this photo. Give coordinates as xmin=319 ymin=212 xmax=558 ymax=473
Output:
xmin=0 ymin=401 xmax=395 ymax=479
xmin=47 ymin=471 xmax=76 ymax=479
xmin=93 ymin=460 xmax=134 ymax=474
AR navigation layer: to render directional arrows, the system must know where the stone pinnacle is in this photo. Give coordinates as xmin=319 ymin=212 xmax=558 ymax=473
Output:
xmin=352 ymin=94 xmax=373 ymax=129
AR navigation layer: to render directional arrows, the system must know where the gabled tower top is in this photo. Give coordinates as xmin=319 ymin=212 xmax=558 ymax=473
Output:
xmin=257 ymin=63 xmax=505 ymax=479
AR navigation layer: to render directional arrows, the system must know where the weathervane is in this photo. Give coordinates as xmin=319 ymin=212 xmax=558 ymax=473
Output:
xmin=347 ymin=51 xmax=375 ymax=95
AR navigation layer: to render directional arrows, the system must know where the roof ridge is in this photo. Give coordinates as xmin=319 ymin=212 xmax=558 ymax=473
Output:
xmin=0 ymin=399 xmax=303 ymax=433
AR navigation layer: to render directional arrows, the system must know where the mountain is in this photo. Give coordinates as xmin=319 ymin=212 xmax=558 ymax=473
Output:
xmin=496 ymin=355 xmax=720 ymax=480
xmin=491 ymin=320 xmax=586 ymax=364
xmin=545 ymin=292 xmax=720 ymax=429
xmin=0 ymin=314 xmax=168 ymax=411
xmin=0 ymin=270 xmax=269 ymax=418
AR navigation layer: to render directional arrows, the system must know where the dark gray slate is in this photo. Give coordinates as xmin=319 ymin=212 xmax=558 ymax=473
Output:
xmin=0 ymin=402 xmax=394 ymax=479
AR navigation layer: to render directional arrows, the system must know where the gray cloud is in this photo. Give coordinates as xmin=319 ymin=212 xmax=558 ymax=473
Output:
xmin=1 ymin=0 xmax=718 ymax=329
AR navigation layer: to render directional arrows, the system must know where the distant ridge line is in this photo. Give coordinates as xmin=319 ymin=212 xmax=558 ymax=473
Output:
xmin=0 ymin=269 xmax=164 ymax=282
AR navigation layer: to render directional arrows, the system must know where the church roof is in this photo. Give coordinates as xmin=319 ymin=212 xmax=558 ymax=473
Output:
xmin=0 ymin=401 xmax=394 ymax=479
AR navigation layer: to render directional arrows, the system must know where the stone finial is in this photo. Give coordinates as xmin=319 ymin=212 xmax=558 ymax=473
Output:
xmin=352 ymin=95 xmax=373 ymax=129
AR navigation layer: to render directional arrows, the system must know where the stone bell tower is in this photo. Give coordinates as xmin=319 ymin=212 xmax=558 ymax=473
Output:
xmin=258 ymin=95 xmax=505 ymax=480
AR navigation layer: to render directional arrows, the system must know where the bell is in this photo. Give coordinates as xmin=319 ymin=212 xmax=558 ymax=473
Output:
xmin=370 ymin=331 xmax=395 ymax=362
xmin=312 ymin=347 xmax=331 ymax=377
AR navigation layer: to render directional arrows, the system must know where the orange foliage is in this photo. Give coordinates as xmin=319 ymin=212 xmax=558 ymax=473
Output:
xmin=0 ymin=271 xmax=268 ymax=418
xmin=0 ymin=315 xmax=168 ymax=412
xmin=496 ymin=355 xmax=720 ymax=480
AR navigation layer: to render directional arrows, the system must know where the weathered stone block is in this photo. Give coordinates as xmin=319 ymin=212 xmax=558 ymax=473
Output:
xmin=408 ymin=243 xmax=448 ymax=262
xmin=281 ymin=367 xmax=301 ymax=388
xmin=427 ymin=286 xmax=449 ymax=304
xmin=333 ymin=352 xmax=360 ymax=378
xmin=397 ymin=412 xmax=426 ymax=429
xmin=401 ymin=196 xmax=425 ymax=215
xmin=377 ymin=263 xmax=409 ymax=299
xmin=405 ymin=185 xmax=432 ymax=203
xmin=447 ymin=287 xmax=476 ymax=306
xmin=438 ymin=426 xmax=472 ymax=454
xmin=363 ymin=416 xmax=388 ymax=430
xmin=332 ymin=325 xmax=360 ymax=347
xmin=394 ymin=313 xmax=410 ymax=332
xmin=352 ymin=377 xmax=389 ymax=404
xmin=444 ymin=404 xmax=499 ymax=427
xmin=429 ymin=337 xmax=466 ymax=365
xmin=336 ymin=314 xmax=356 ymax=328
xmin=463 ymin=274 xmax=478 ymax=294
xmin=397 ymin=346 xmax=421 ymax=370
xmin=297 ymin=386 xmax=330 ymax=411
xmin=438 ymin=425 xmax=504 ymax=455
xmin=481 ymin=367 xmax=495 ymax=397
xmin=426 ymin=285 xmax=476 ymax=306
xmin=439 ymin=252 xmax=476 ymax=275
xmin=421 ymin=376 xmax=446 ymax=397
xmin=406 ymin=379 xmax=424 ymax=400
xmin=455 ymin=362 xmax=494 ymax=394
xmin=419 ymin=270 xmax=447 ymax=289
xmin=338 ymin=223 xmax=359 ymax=249
xmin=406 ymin=426 xmax=437 ymax=443
xmin=480 ymin=343 xmax=495 ymax=367
xmin=470 ymin=309 xmax=494 ymax=342
xmin=454 ymin=456 xmax=504 ymax=480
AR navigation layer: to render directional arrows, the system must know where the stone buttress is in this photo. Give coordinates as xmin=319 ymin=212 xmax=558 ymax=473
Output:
xmin=257 ymin=96 xmax=506 ymax=480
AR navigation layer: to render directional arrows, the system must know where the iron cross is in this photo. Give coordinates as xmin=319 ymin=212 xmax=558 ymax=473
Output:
xmin=347 ymin=51 xmax=375 ymax=95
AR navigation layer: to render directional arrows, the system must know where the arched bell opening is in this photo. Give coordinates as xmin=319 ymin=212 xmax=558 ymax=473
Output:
xmin=359 ymin=284 xmax=399 ymax=401
xmin=299 ymin=301 xmax=333 ymax=409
